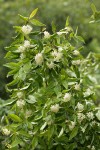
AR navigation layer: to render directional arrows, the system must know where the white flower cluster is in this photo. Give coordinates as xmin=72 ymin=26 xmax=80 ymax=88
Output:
xmin=35 ymin=53 xmax=43 ymax=65
xmin=52 ymin=50 xmax=63 ymax=62
xmin=47 ymin=61 xmax=54 ymax=69
xmin=18 ymin=40 xmax=31 ymax=53
xmin=87 ymin=112 xmax=94 ymax=120
xmin=44 ymin=31 xmax=50 ymax=38
xmin=2 ymin=128 xmax=10 ymax=136
xmin=77 ymin=102 xmax=84 ymax=112
xmin=73 ymin=50 xmax=80 ymax=56
xmin=77 ymin=113 xmax=85 ymax=122
xmin=84 ymin=88 xmax=92 ymax=97
xmin=69 ymin=121 xmax=75 ymax=130
xmin=72 ymin=59 xmax=81 ymax=65
xmin=50 ymin=104 xmax=59 ymax=113
xmin=22 ymin=25 xmax=32 ymax=34
xmin=17 ymin=91 xmax=23 ymax=99
xmin=16 ymin=99 xmax=25 ymax=108
xmin=63 ymin=93 xmax=71 ymax=102
xmin=74 ymin=84 xmax=80 ymax=91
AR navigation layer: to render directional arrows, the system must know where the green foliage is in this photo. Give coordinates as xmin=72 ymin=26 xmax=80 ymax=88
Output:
xmin=0 ymin=9 xmax=100 ymax=150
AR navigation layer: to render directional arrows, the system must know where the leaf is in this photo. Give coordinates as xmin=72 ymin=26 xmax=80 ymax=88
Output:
xmin=32 ymin=137 xmax=38 ymax=149
xmin=69 ymin=127 xmax=78 ymax=140
xmin=40 ymin=122 xmax=47 ymax=131
xmin=51 ymin=21 xmax=56 ymax=33
xmin=65 ymin=16 xmax=69 ymax=27
xmin=29 ymin=8 xmax=38 ymax=19
xmin=91 ymin=3 xmax=97 ymax=14
xmin=7 ymin=79 xmax=19 ymax=86
xmin=31 ymin=19 xmax=45 ymax=26
xmin=58 ymin=127 xmax=64 ymax=138
xmin=48 ymin=126 xmax=55 ymax=140
xmin=8 ymin=114 xmax=22 ymax=122
xmin=0 ymin=99 xmax=16 ymax=108
xmin=18 ymin=14 xmax=28 ymax=21
xmin=11 ymin=136 xmax=22 ymax=148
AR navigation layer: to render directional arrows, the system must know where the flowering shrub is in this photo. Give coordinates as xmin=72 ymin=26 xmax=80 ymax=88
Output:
xmin=0 ymin=9 xmax=100 ymax=150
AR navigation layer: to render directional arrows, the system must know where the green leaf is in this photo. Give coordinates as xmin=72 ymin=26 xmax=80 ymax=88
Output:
xmin=18 ymin=14 xmax=28 ymax=21
xmin=0 ymin=99 xmax=16 ymax=108
xmin=7 ymin=79 xmax=19 ymax=86
xmin=8 ymin=114 xmax=22 ymax=122
xmin=91 ymin=3 xmax=97 ymax=13
xmin=31 ymin=19 xmax=45 ymax=26
xmin=40 ymin=122 xmax=47 ymax=131
xmin=11 ymin=136 xmax=22 ymax=148
xmin=58 ymin=127 xmax=64 ymax=138
xmin=32 ymin=137 xmax=38 ymax=149
xmin=69 ymin=127 xmax=78 ymax=140
xmin=51 ymin=21 xmax=56 ymax=33
xmin=29 ymin=8 xmax=38 ymax=19
xmin=65 ymin=16 xmax=69 ymax=27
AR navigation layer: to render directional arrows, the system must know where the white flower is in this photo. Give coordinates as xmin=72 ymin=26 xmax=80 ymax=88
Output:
xmin=51 ymin=51 xmax=58 ymax=57
xmin=91 ymin=121 xmax=96 ymax=126
xmin=77 ymin=113 xmax=85 ymax=122
xmin=50 ymin=104 xmax=60 ymax=113
xmin=58 ymin=47 xmax=63 ymax=52
xmin=24 ymin=40 xmax=31 ymax=48
xmin=87 ymin=112 xmax=94 ymax=120
xmin=26 ymin=110 xmax=32 ymax=118
xmin=73 ymin=50 xmax=80 ymax=56
xmin=74 ymin=84 xmax=80 ymax=91
xmin=72 ymin=60 xmax=81 ymax=65
xmin=44 ymin=31 xmax=50 ymax=38
xmin=17 ymin=92 xmax=23 ymax=99
xmin=96 ymin=110 xmax=100 ymax=121
xmin=35 ymin=53 xmax=43 ymax=65
xmin=16 ymin=99 xmax=25 ymax=108
xmin=2 ymin=128 xmax=10 ymax=136
xmin=69 ymin=121 xmax=75 ymax=130
xmin=55 ymin=52 xmax=62 ymax=61
xmin=47 ymin=62 xmax=54 ymax=69
xmin=63 ymin=93 xmax=71 ymax=102
xmin=22 ymin=25 xmax=32 ymax=34
xmin=18 ymin=46 xmax=26 ymax=53
xmin=81 ymin=127 xmax=86 ymax=133
xmin=20 ymin=53 xmax=26 ymax=59
xmin=77 ymin=102 xmax=84 ymax=112
xmin=84 ymin=88 xmax=92 ymax=97
xmin=91 ymin=146 xmax=95 ymax=150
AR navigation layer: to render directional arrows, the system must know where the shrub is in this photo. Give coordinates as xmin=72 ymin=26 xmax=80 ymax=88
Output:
xmin=0 ymin=9 xmax=100 ymax=150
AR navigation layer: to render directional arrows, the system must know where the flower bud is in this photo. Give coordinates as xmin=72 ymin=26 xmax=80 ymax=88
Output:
xmin=74 ymin=84 xmax=80 ymax=91
xmin=73 ymin=50 xmax=80 ymax=56
xmin=44 ymin=31 xmax=50 ymax=38
xmin=16 ymin=99 xmax=25 ymax=108
xmin=2 ymin=128 xmax=10 ymax=136
xmin=77 ymin=102 xmax=84 ymax=112
xmin=69 ymin=121 xmax=75 ymax=130
xmin=24 ymin=40 xmax=31 ymax=48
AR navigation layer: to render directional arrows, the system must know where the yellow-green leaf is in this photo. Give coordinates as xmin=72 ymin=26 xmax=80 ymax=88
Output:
xmin=29 ymin=8 xmax=38 ymax=19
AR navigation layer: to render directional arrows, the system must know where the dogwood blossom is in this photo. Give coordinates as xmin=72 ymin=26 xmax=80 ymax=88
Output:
xmin=22 ymin=25 xmax=32 ymax=34
xmin=50 ymin=104 xmax=59 ymax=113
xmin=24 ymin=40 xmax=31 ymax=48
xmin=63 ymin=93 xmax=71 ymax=102
xmin=18 ymin=46 xmax=26 ymax=53
xmin=73 ymin=50 xmax=80 ymax=56
xmin=16 ymin=99 xmax=25 ymax=108
xmin=87 ymin=112 xmax=94 ymax=120
xmin=35 ymin=53 xmax=43 ymax=65
xmin=69 ymin=121 xmax=75 ymax=130
xmin=2 ymin=128 xmax=10 ymax=136
xmin=72 ymin=60 xmax=81 ymax=65
xmin=47 ymin=61 xmax=54 ymax=69
xmin=77 ymin=102 xmax=84 ymax=112
xmin=44 ymin=31 xmax=50 ymax=38
xmin=77 ymin=113 xmax=85 ymax=122
xmin=74 ymin=84 xmax=80 ymax=90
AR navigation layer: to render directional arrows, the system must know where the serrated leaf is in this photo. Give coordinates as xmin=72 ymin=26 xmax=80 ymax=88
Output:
xmin=29 ymin=8 xmax=38 ymax=19
xmin=8 ymin=114 xmax=22 ymax=122
xmin=69 ymin=127 xmax=78 ymax=140
xmin=31 ymin=19 xmax=45 ymax=26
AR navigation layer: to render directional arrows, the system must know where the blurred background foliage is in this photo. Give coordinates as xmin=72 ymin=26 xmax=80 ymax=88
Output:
xmin=0 ymin=0 xmax=100 ymax=100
